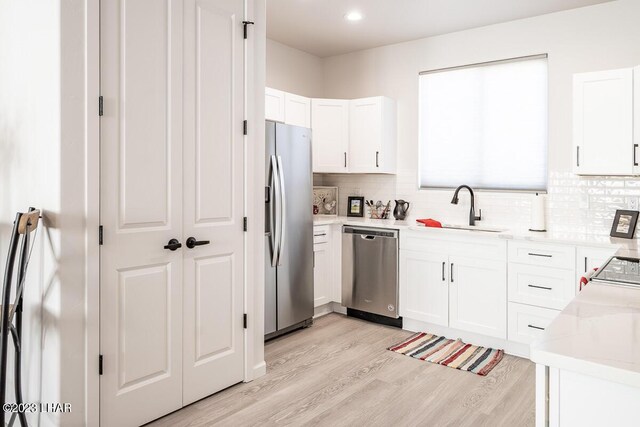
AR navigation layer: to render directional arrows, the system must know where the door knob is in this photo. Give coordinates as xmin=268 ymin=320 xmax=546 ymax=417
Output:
xmin=186 ymin=237 xmax=210 ymax=249
xmin=164 ymin=238 xmax=182 ymax=251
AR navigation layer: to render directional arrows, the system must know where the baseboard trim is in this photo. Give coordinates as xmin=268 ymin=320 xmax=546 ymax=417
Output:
xmin=251 ymin=361 xmax=266 ymax=380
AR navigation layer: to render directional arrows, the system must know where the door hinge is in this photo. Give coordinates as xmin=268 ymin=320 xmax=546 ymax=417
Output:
xmin=98 ymin=96 xmax=103 ymax=116
xmin=243 ymin=217 xmax=248 ymax=232
xmin=242 ymin=21 xmax=255 ymax=39
xmin=243 ymin=313 xmax=248 ymax=329
xmin=243 ymin=120 xmax=248 ymax=135
xmin=99 ymin=355 xmax=103 ymax=375
xmin=99 ymin=225 xmax=103 ymax=245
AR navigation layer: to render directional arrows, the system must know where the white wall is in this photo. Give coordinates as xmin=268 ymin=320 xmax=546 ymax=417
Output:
xmin=316 ymin=0 xmax=640 ymax=233
xmin=266 ymin=39 xmax=324 ymax=98
xmin=0 ymin=1 xmax=61 ymax=425
xmin=0 ymin=0 xmax=95 ymax=425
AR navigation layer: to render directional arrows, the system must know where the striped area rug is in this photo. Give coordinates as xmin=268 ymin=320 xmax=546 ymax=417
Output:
xmin=388 ymin=332 xmax=504 ymax=376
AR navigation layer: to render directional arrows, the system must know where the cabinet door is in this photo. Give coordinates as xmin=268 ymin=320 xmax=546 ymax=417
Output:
xmin=265 ymin=87 xmax=285 ymax=122
xmin=576 ymin=245 xmax=617 ymax=292
xmin=313 ymin=242 xmax=332 ymax=307
xmin=573 ymin=68 xmax=634 ymax=175
xmin=449 ymin=256 xmax=507 ymax=339
xmin=311 ymin=99 xmax=349 ymax=173
xmin=284 ymin=92 xmax=311 ymax=128
xmin=399 ymin=250 xmax=449 ymax=326
xmin=349 ymin=97 xmax=382 ymax=173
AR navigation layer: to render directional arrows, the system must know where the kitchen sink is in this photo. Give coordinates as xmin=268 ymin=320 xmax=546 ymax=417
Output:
xmin=440 ymin=224 xmax=506 ymax=233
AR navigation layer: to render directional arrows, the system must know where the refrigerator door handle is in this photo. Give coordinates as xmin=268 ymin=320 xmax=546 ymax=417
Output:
xmin=276 ymin=155 xmax=287 ymax=266
xmin=270 ymin=155 xmax=281 ymax=267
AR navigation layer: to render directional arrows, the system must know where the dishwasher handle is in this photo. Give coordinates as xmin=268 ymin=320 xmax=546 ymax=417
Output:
xmin=343 ymin=226 xmax=398 ymax=239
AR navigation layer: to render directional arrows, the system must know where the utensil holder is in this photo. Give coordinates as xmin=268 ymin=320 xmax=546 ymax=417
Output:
xmin=368 ymin=206 xmax=390 ymax=219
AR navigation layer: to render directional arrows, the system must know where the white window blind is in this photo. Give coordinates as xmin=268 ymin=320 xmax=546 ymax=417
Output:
xmin=418 ymin=55 xmax=548 ymax=191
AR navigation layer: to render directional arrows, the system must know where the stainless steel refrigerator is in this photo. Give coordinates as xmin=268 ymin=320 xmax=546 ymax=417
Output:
xmin=265 ymin=121 xmax=314 ymax=339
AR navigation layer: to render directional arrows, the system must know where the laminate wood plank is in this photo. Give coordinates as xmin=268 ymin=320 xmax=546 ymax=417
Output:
xmin=149 ymin=313 xmax=535 ymax=427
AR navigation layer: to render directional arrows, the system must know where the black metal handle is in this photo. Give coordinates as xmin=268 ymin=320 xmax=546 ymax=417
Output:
xmin=634 ymin=144 xmax=638 ymax=167
xmin=450 ymin=263 xmax=454 ymax=283
xmin=527 ymin=324 xmax=545 ymax=331
xmin=344 ymin=152 xmax=347 ymax=168
xmin=164 ymin=238 xmax=182 ymax=251
xmin=442 ymin=262 xmax=446 ymax=282
xmin=528 ymin=284 xmax=552 ymax=291
xmin=186 ymin=237 xmax=210 ymax=249
xmin=528 ymin=252 xmax=552 ymax=258
xmin=584 ymin=256 xmax=588 ymax=273
xmin=376 ymin=151 xmax=379 ymax=167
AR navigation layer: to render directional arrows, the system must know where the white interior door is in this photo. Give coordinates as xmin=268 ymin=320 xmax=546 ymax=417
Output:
xmin=101 ymin=0 xmax=246 ymax=423
xmin=100 ymin=1 xmax=184 ymax=426
xmin=182 ymin=0 xmax=245 ymax=405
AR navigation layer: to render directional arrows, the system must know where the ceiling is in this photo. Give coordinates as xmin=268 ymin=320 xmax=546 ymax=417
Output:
xmin=266 ymin=0 xmax=615 ymax=57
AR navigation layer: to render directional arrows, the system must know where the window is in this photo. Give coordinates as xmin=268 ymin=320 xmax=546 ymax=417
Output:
xmin=418 ymin=55 xmax=548 ymax=191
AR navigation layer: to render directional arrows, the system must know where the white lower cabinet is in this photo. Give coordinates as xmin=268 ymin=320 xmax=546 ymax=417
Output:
xmin=449 ymin=256 xmax=507 ymax=339
xmin=313 ymin=224 xmax=342 ymax=308
xmin=399 ymin=232 xmax=507 ymax=340
xmin=508 ymin=302 xmax=558 ymax=345
xmin=399 ymin=250 xmax=448 ymax=326
xmin=313 ymin=240 xmax=332 ymax=307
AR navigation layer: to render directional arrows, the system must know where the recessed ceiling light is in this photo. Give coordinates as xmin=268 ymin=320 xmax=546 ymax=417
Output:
xmin=344 ymin=11 xmax=363 ymax=22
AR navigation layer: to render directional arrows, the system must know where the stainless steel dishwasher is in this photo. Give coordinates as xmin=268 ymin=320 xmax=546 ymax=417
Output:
xmin=342 ymin=226 xmax=399 ymax=321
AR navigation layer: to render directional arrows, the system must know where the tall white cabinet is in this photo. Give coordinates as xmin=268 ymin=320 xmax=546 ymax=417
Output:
xmin=573 ymin=67 xmax=639 ymax=175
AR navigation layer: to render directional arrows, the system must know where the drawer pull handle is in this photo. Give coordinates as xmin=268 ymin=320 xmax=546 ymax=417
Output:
xmin=314 ymin=233 xmax=327 ymax=237
xmin=442 ymin=261 xmax=446 ymax=282
xmin=528 ymin=252 xmax=552 ymax=258
xmin=528 ymin=324 xmax=545 ymax=331
xmin=528 ymin=284 xmax=552 ymax=291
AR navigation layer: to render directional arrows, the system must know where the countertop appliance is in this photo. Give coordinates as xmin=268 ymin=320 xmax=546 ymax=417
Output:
xmin=265 ymin=121 xmax=314 ymax=340
xmin=591 ymin=256 xmax=640 ymax=288
xmin=342 ymin=226 xmax=400 ymax=326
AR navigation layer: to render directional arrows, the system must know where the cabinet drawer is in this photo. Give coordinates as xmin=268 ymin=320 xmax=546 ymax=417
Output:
xmin=313 ymin=225 xmax=330 ymax=244
xmin=508 ymin=302 xmax=559 ymax=345
xmin=508 ymin=263 xmax=575 ymax=310
xmin=508 ymin=241 xmax=575 ymax=269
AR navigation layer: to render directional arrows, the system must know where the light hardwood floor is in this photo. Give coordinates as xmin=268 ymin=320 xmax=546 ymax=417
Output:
xmin=150 ymin=314 xmax=535 ymax=427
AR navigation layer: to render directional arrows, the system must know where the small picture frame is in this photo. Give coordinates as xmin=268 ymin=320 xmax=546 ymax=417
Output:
xmin=610 ymin=210 xmax=639 ymax=239
xmin=347 ymin=196 xmax=365 ymax=217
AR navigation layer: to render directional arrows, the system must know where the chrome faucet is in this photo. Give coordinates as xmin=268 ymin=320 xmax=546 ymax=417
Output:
xmin=451 ymin=185 xmax=482 ymax=226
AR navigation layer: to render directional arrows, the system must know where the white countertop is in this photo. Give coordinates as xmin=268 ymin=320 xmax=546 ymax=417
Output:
xmin=531 ymin=283 xmax=640 ymax=388
xmin=313 ymin=215 xmax=633 ymax=249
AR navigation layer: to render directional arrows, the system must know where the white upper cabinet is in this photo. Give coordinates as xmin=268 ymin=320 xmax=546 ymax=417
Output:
xmin=349 ymin=96 xmax=397 ymax=174
xmin=311 ymin=98 xmax=350 ymax=173
xmin=284 ymin=92 xmax=311 ymax=128
xmin=265 ymin=87 xmax=312 ymax=128
xmin=573 ymin=67 xmax=637 ymax=175
xmin=265 ymin=87 xmax=285 ymax=122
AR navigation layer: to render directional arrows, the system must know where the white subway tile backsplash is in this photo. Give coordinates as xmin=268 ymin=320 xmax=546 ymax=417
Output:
xmin=315 ymin=171 xmax=640 ymax=237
